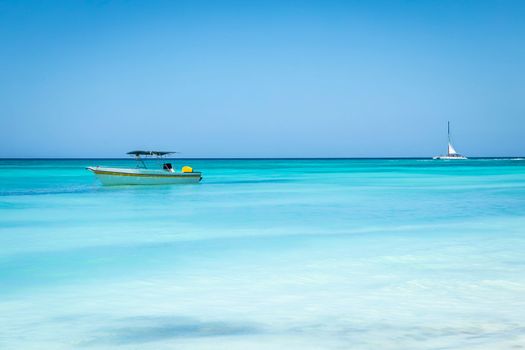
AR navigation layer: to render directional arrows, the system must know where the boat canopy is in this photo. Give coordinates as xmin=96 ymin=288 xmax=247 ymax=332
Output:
xmin=127 ymin=150 xmax=177 ymax=157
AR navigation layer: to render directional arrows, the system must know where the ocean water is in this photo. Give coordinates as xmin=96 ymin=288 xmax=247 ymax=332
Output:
xmin=1 ymin=158 xmax=525 ymax=349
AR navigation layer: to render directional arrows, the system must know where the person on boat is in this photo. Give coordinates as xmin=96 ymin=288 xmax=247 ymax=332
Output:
xmin=163 ymin=163 xmax=174 ymax=172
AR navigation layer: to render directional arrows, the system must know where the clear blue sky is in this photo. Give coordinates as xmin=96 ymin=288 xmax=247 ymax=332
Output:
xmin=1 ymin=0 xmax=524 ymax=158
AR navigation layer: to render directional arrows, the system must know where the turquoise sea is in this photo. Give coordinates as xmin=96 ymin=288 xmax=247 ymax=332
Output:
xmin=1 ymin=158 xmax=525 ymax=349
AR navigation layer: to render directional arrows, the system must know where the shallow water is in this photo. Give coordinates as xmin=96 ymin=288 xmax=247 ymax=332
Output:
xmin=1 ymin=158 xmax=525 ymax=349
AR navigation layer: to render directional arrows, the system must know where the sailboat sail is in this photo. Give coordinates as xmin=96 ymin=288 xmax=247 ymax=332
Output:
xmin=448 ymin=142 xmax=458 ymax=155
xmin=447 ymin=121 xmax=458 ymax=155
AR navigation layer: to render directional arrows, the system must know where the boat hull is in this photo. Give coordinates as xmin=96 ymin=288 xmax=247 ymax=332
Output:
xmin=87 ymin=167 xmax=202 ymax=186
xmin=433 ymin=156 xmax=468 ymax=160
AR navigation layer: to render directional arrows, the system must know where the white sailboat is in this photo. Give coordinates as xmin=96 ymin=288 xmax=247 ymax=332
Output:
xmin=433 ymin=122 xmax=468 ymax=160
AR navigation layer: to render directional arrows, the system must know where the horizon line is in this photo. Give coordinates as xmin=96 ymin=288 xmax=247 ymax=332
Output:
xmin=1 ymin=156 xmax=524 ymax=160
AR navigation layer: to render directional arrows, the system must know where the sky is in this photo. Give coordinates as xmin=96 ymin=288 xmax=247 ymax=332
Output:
xmin=0 ymin=0 xmax=524 ymax=158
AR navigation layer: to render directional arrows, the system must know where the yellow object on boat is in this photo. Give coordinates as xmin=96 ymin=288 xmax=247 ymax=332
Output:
xmin=182 ymin=166 xmax=193 ymax=173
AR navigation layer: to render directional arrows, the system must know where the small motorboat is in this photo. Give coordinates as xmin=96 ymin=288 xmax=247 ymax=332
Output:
xmin=433 ymin=122 xmax=468 ymax=160
xmin=87 ymin=150 xmax=202 ymax=185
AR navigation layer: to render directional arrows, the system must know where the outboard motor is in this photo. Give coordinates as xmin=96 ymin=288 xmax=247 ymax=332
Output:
xmin=163 ymin=163 xmax=174 ymax=172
